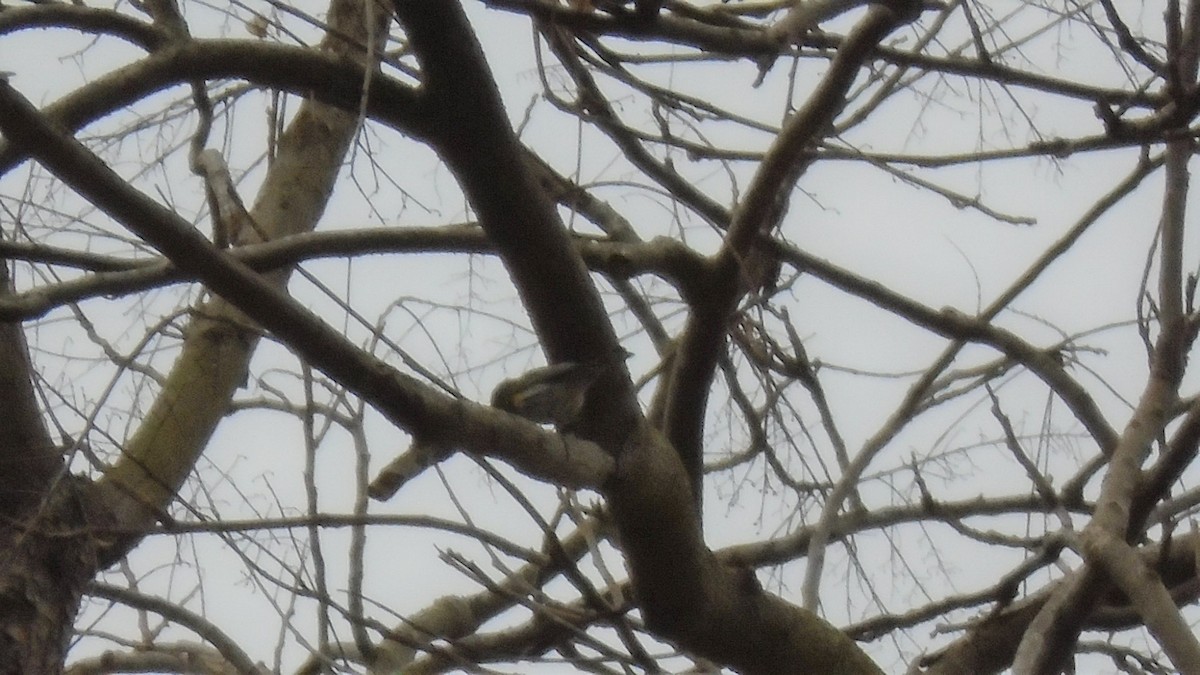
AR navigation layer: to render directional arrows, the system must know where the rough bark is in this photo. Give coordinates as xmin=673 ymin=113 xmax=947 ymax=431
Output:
xmin=0 ymin=220 xmax=78 ymax=673
xmin=390 ymin=1 xmax=914 ymax=671
xmin=0 ymin=1 xmax=386 ymax=671
xmin=0 ymin=477 xmax=113 ymax=675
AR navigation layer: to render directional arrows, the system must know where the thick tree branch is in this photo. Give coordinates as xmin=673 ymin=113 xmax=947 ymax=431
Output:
xmin=0 ymin=259 xmax=58 ymax=518
xmin=0 ymin=76 xmax=616 ymax=526
xmin=390 ymin=4 xmax=647 ymax=508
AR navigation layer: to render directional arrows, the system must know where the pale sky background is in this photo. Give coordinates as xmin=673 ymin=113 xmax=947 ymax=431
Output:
xmin=2 ymin=1 xmax=1190 ymax=672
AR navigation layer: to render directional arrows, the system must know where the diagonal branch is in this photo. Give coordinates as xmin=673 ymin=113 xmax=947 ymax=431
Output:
xmin=662 ymin=2 xmax=924 ymax=507
xmin=391 ymin=0 xmax=637 ymax=444
xmin=0 ymin=44 xmax=611 ymax=559
xmin=0 ymin=39 xmax=428 ymax=177
xmin=1014 ymin=137 xmax=1199 ymax=675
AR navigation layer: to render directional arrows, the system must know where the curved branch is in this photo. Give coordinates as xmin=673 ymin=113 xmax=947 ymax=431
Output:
xmin=0 ymin=39 xmax=428 ymax=177
xmin=663 ymin=2 xmax=919 ymax=507
xmin=86 ymin=583 xmax=260 ymax=675
xmin=0 ymin=4 xmax=168 ymax=49
xmin=392 ymin=0 xmax=637 ymax=444
xmin=0 ymin=73 xmax=615 ymax=533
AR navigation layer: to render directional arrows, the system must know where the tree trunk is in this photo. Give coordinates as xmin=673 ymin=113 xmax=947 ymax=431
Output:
xmin=0 ymin=478 xmax=107 ymax=674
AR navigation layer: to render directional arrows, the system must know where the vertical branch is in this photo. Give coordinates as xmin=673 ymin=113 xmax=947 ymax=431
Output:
xmin=1157 ymin=137 xmax=1191 ymax=339
xmin=301 ymin=364 xmax=332 ymax=666
xmin=663 ymin=3 xmax=922 ymax=511
xmin=0 ymin=259 xmax=57 ymax=517
xmin=347 ymin=413 xmax=374 ymax=661
xmin=94 ymin=0 xmax=391 ymax=541
xmin=391 ymin=0 xmax=635 ymax=444
xmin=1014 ymin=15 xmax=1200 ymax=665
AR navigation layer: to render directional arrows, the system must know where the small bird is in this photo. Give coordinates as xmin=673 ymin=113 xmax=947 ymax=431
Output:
xmin=246 ymin=14 xmax=270 ymax=38
xmin=491 ymin=358 xmax=618 ymax=429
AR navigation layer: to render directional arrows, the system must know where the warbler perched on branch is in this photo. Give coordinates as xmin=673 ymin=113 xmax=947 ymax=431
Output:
xmin=491 ymin=353 xmax=626 ymax=428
